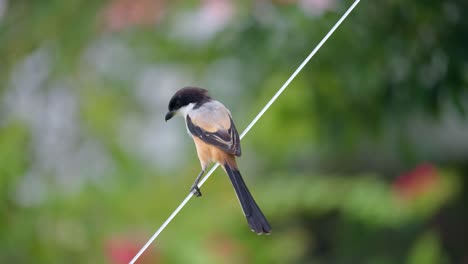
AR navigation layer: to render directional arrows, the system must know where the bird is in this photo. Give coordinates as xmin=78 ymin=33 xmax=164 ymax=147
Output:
xmin=165 ymin=87 xmax=271 ymax=235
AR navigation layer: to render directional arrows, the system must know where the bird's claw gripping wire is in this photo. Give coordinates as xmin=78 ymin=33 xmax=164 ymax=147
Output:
xmin=190 ymin=185 xmax=202 ymax=197
xmin=190 ymin=170 xmax=205 ymax=197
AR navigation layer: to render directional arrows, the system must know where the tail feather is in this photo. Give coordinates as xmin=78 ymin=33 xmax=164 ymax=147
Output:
xmin=224 ymin=163 xmax=271 ymax=234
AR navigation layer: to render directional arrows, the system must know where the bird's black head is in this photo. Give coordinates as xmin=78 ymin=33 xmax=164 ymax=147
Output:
xmin=165 ymin=87 xmax=211 ymax=121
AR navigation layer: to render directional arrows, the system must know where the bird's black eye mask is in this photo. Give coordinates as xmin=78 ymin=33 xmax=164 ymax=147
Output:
xmin=168 ymin=96 xmax=182 ymax=111
xmin=168 ymin=87 xmax=211 ymax=111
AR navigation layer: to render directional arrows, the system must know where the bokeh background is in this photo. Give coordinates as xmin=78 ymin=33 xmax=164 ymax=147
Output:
xmin=1 ymin=0 xmax=468 ymax=263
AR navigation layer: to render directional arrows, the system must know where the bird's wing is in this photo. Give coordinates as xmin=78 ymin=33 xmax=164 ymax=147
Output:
xmin=186 ymin=101 xmax=241 ymax=156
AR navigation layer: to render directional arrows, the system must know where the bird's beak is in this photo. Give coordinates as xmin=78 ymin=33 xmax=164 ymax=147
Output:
xmin=165 ymin=111 xmax=175 ymax=121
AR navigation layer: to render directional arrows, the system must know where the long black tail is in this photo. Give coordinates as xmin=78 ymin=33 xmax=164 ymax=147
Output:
xmin=223 ymin=163 xmax=271 ymax=234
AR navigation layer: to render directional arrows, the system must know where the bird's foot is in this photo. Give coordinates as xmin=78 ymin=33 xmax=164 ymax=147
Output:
xmin=190 ymin=185 xmax=202 ymax=197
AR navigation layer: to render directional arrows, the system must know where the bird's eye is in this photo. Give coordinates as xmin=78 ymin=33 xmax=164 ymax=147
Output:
xmin=169 ymin=99 xmax=178 ymax=110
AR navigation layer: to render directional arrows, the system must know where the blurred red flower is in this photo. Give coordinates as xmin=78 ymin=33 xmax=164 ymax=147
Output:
xmin=101 ymin=0 xmax=165 ymax=32
xmin=105 ymin=236 xmax=158 ymax=264
xmin=393 ymin=163 xmax=439 ymax=201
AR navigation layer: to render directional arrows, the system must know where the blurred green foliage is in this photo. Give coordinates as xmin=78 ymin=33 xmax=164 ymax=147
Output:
xmin=1 ymin=0 xmax=467 ymax=263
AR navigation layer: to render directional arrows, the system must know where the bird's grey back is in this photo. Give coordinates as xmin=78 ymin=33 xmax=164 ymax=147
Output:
xmin=189 ymin=100 xmax=232 ymax=133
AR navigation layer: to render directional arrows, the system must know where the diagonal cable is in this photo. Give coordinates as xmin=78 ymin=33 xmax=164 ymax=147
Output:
xmin=130 ymin=1 xmax=360 ymax=263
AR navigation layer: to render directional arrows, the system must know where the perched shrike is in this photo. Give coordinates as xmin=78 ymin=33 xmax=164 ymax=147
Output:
xmin=165 ymin=87 xmax=271 ymax=234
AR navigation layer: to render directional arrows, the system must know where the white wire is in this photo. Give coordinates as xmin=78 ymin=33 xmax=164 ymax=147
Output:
xmin=130 ymin=1 xmax=360 ymax=263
